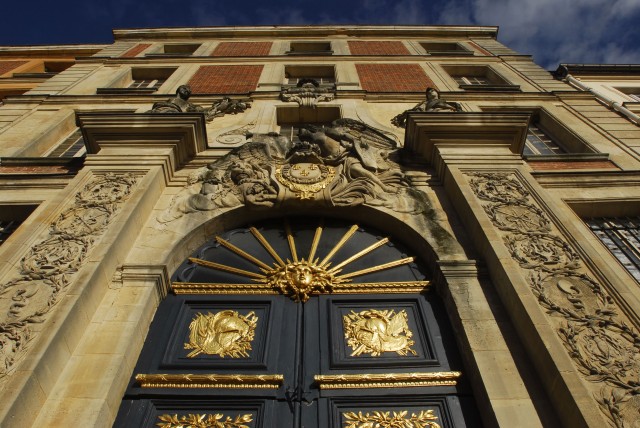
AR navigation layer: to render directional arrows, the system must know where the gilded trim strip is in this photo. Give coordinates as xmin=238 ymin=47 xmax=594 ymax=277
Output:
xmin=172 ymin=281 xmax=431 ymax=295
xmin=314 ymin=372 xmax=461 ymax=389
xmin=135 ymin=373 xmax=284 ymax=389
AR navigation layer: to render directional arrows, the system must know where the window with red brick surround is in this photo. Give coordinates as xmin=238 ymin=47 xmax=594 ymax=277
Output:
xmin=355 ymin=64 xmax=435 ymax=92
xmin=211 ymin=42 xmax=272 ymax=57
xmin=121 ymin=44 xmax=152 ymax=58
xmin=188 ymin=65 xmax=264 ymax=94
xmin=347 ymin=41 xmax=410 ymax=55
xmin=0 ymin=61 xmax=29 ymax=76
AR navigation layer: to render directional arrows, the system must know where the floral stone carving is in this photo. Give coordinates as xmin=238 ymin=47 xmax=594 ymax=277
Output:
xmin=0 ymin=173 xmax=137 ymax=377
xmin=467 ymin=172 xmax=640 ymax=427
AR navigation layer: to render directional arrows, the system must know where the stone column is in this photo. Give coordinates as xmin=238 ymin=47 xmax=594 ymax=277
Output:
xmin=0 ymin=113 xmax=206 ymax=427
xmin=407 ymin=112 xmax=626 ymax=426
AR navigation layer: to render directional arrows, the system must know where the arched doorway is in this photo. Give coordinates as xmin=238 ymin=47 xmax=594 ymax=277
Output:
xmin=114 ymin=217 xmax=478 ymax=427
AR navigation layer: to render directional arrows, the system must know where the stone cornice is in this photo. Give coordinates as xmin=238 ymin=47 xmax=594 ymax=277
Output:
xmin=76 ymin=112 xmax=207 ymax=174
xmin=113 ymin=25 xmax=498 ymax=41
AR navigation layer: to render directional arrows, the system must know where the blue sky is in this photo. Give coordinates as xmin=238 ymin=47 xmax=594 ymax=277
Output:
xmin=4 ymin=0 xmax=640 ymax=69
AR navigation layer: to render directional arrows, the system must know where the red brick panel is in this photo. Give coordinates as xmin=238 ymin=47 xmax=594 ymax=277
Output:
xmin=348 ymin=41 xmax=410 ymax=55
xmin=355 ymin=64 xmax=435 ymax=92
xmin=188 ymin=65 xmax=264 ymax=94
xmin=121 ymin=44 xmax=152 ymax=58
xmin=211 ymin=42 xmax=272 ymax=57
xmin=0 ymin=61 xmax=29 ymax=76
xmin=528 ymin=160 xmax=619 ymax=171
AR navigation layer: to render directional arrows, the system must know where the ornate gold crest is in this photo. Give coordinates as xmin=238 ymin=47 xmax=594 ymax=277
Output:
xmin=275 ymin=162 xmax=335 ymax=199
xmin=184 ymin=310 xmax=258 ymax=358
xmin=344 ymin=309 xmax=417 ymax=357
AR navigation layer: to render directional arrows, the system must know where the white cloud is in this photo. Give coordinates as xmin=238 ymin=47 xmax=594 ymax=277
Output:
xmin=437 ymin=0 xmax=640 ymax=68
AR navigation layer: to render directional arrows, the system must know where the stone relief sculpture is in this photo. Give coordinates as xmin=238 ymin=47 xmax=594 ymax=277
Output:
xmin=391 ymin=87 xmax=462 ymax=128
xmin=0 ymin=173 xmax=137 ymax=377
xmin=467 ymin=172 xmax=640 ymax=427
xmin=158 ymin=118 xmax=439 ymax=223
xmin=280 ymin=79 xmax=335 ymax=108
xmin=148 ymin=84 xmax=250 ymax=122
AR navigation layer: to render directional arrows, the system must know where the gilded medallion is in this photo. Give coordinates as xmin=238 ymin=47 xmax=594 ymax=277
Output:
xmin=275 ymin=162 xmax=335 ymax=199
xmin=184 ymin=310 xmax=258 ymax=358
xmin=344 ymin=309 xmax=417 ymax=357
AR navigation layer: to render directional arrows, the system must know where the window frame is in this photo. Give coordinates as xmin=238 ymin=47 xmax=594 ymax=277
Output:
xmin=0 ymin=204 xmax=37 ymax=248
xmin=286 ymin=41 xmax=333 ymax=56
xmin=96 ymin=66 xmax=176 ymax=94
xmin=444 ymin=65 xmax=520 ymax=91
xmin=145 ymin=43 xmax=202 ymax=57
xmin=613 ymin=86 xmax=640 ymax=103
xmin=283 ymin=65 xmax=337 ymax=86
xmin=44 ymin=128 xmax=86 ymax=158
xmin=587 ymin=216 xmax=640 ymax=283
xmin=420 ymin=42 xmax=474 ymax=57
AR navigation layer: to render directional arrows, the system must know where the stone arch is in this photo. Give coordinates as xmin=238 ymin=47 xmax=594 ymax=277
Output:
xmin=135 ymin=202 xmax=468 ymax=280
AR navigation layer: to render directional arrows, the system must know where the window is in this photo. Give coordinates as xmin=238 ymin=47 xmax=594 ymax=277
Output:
xmin=481 ymin=108 xmax=599 ymax=157
xmin=97 ymin=67 xmax=175 ymax=94
xmin=286 ymin=41 xmax=332 ymax=56
xmin=127 ymin=78 xmax=165 ymax=90
xmin=12 ymin=61 xmax=74 ymax=79
xmin=444 ymin=65 xmax=519 ymax=91
xmin=453 ymin=75 xmax=490 ymax=86
xmin=587 ymin=217 xmax=640 ymax=282
xmin=0 ymin=205 xmax=36 ymax=247
xmin=0 ymin=220 xmax=20 ymax=246
xmin=285 ymin=75 xmax=335 ymax=85
xmin=146 ymin=44 xmax=201 ymax=57
xmin=284 ymin=65 xmax=335 ymax=86
xmin=615 ymin=87 xmax=640 ymax=102
xmin=524 ymin=123 xmax=565 ymax=155
xmin=46 ymin=129 xmax=86 ymax=158
xmin=421 ymin=42 xmax=473 ymax=56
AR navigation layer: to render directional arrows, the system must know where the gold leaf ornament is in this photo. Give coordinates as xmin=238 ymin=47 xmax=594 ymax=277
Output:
xmin=184 ymin=310 xmax=258 ymax=358
xmin=156 ymin=413 xmax=253 ymax=428
xmin=342 ymin=409 xmax=440 ymax=428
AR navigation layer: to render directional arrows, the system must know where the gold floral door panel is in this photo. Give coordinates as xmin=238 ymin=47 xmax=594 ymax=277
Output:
xmin=113 ymin=219 xmax=478 ymax=427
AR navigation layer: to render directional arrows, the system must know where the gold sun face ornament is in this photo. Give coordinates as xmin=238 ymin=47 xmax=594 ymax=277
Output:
xmin=266 ymin=259 xmax=337 ymax=302
xmin=178 ymin=221 xmax=430 ymax=301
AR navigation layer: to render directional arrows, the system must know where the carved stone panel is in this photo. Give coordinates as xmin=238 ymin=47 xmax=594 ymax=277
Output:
xmin=0 ymin=173 xmax=137 ymax=378
xmin=466 ymin=172 xmax=640 ymax=426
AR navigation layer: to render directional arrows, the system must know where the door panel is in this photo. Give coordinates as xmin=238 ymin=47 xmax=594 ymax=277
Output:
xmin=322 ymin=295 xmax=441 ymax=370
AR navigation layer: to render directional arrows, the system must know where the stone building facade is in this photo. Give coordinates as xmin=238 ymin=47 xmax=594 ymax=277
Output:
xmin=0 ymin=25 xmax=640 ymax=427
